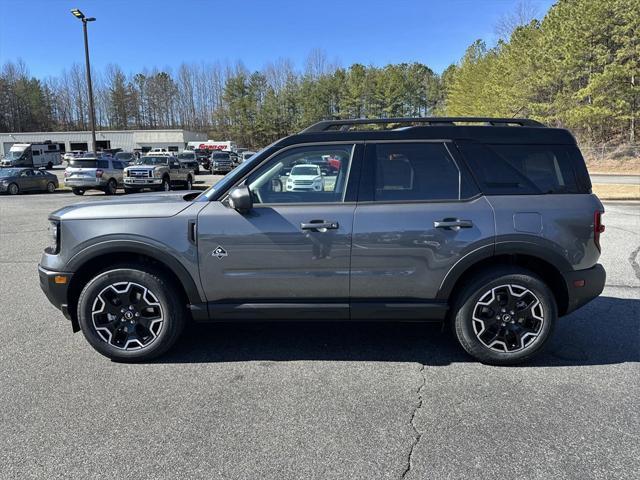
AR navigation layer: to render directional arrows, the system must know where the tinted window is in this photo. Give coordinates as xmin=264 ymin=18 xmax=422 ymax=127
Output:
xmin=373 ymin=143 xmax=461 ymax=201
xmin=97 ymin=160 xmax=109 ymax=169
xmin=246 ymin=144 xmax=353 ymax=204
xmin=32 ymin=150 xmax=40 ymax=156
xmin=458 ymin=142 xmax=580 ymax=195
xmin=69 ymin=159 xmax=97 ymax=168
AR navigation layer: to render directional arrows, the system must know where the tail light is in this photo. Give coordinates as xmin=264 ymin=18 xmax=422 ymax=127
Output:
xmin=594 ymin=210 xmax=605 ymax=251
xmin=95 ymin=169 xmax=104 ymax=178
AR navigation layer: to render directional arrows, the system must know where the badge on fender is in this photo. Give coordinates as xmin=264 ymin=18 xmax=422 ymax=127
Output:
xmin=212 ymin=246 xmax=228 ymax=259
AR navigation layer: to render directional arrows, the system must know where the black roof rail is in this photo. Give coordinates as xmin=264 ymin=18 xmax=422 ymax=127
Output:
xmin=300 ymin=117 xmax=544 ymax=133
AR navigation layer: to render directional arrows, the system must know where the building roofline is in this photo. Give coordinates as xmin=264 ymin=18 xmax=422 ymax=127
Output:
xmin=0 ymin=129 xmax=205 ymax=135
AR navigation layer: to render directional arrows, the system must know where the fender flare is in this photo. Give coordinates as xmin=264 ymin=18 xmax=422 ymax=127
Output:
xmin=436 ymin=240 xmax=572 ymax=300
xmin=67 ymin=238 xmax=203 ymax=305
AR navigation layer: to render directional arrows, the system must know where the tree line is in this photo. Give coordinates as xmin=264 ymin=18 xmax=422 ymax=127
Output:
xmin=0 ymin=0 xmax=637 ymax=149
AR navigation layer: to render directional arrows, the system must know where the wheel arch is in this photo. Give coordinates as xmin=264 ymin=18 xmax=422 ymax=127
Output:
xmin=438 ymin=242 xmax=571 ymax=316
xmin=66 ymin=242 xmax=203 ymax=331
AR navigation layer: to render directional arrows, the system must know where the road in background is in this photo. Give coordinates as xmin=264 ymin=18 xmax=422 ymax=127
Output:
xmin=0 ymin=194 xmax=638 ymax=480
xmin=590 ymin=174 xmax=640 ymax=185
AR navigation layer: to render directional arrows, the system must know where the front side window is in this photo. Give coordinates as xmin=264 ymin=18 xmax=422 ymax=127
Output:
xmin=373 ymin=143 xmax=463 ymax=201
xmin=246 ymin=144 xmax=353 ymax=204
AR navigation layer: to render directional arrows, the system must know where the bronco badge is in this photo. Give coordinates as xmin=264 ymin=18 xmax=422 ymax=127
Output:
xmin=212 ymin=246 xmax=228 ymax=259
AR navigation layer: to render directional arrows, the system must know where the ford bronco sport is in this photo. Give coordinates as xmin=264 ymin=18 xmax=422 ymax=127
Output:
xmin=39 ymin=117 xmax=606 ymax=364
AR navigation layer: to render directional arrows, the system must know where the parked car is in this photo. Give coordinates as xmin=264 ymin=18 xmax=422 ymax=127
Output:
xmin=0 ymin=167 xmax=58 ymax=195
xmin=240 ymin=151 xmax=256 ymax=163
xmin=63 ymin=150 xmax=86 ymax=162
xmin=38 ymin=116 xmax=606 ymax=364
xmin=210 ymin=151 xmax=235 ymax=174
xmin=177 ymin=151 xmax=200 ymax=175
xmin=64 ymin=155 xmax=126 ymax=195
xmin=114 ymin=152 xmax=136 ymax=164
xmin=285 ymin=164 xmax=325 ymax=191
xmin=194 ymin=149 xmax=212 ymax=171
xmin=123 ymin=155 xmax=193 ymax=193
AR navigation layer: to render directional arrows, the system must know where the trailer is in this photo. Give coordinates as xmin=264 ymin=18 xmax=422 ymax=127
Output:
xmin=186 ymin=140 xmax=237 ymax=152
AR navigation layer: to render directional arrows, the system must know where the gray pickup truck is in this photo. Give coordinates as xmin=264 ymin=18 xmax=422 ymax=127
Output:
xmin=123 ymin=155 xmax=194 ymax=193
xmin=39 ymin=117 xmax=606 ymax=364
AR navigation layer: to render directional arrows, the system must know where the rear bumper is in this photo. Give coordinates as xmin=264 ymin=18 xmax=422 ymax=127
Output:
xmin=563 ymin=263 xmax=606 ymax=315
xmin=38 ymin=265 xmax=73 ymax=320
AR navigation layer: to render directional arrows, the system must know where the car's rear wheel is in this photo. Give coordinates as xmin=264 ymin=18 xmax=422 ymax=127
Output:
xmin=105 ymin=178 xmax=117 ymax=195
xmin=452 ymin=267 xmax=556 ymax=365
xmin=7 ymin=183 xmax=19 ymax=195
xmin=46 ymin=162 xmax=53 ymax=170
xmin=46 ymin=181 xmax=56 ymax=193
xmin=77 ymin=267 xmax=186 ymax=361
xmin=72 ymin=188 xmax=85 ymax=196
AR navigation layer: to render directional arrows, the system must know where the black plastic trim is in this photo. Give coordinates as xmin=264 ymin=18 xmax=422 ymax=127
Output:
xmin=563 ymin=263 xmax=606 ymax=315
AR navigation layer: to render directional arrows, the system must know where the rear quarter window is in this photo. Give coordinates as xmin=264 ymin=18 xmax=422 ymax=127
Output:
xmin=456 ymin=141 xmax=584 ymax=195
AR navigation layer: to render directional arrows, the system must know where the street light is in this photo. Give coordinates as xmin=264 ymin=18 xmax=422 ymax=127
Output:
xmin=70 ymin=8 xmax=97 ymax=154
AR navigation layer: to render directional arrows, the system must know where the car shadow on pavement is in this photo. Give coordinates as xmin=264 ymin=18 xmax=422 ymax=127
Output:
xmin=158 ymin=296 xmax=639 ymax=367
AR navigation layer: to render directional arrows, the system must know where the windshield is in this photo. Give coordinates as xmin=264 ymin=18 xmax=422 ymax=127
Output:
xmin=0 ymin=168 xmax=20 ymax=177
xmin=6 ymin=150 xmax=27 ymax=160
xmin=135 ymin=157 xmax=167 ymax=165
xmin=211 ymin=152 xmax=230 ymax=159
xmin=178 ymin=153 xmax=196 ymax=160
xmin=115 ymin=152 xmax=133 ymax=160
xmin=197 ymin=143 xmax=275 ymax=201
xmin=291 ymin=165 xmax=319 ymax=176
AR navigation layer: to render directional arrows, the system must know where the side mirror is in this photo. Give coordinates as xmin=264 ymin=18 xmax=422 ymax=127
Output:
xmin=228 ymin=185 xmax=253 ymax=214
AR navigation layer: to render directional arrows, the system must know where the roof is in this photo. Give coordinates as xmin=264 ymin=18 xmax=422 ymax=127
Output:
xmin=274 ymin=117 xmax=576 ymax=147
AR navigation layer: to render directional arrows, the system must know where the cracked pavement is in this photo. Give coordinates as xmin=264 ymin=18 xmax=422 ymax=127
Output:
xmin=1 ymin=194 xmax=638 ymax=479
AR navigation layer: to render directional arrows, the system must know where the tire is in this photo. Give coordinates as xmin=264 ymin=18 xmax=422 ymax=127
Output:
xmin=185 ymin=176 xmax=192 ymax=190
xmin=7 ymin=183 xmax=19 ymax=195
xmin=72 ymin=188 xmax=85 ymax=196
xmin=46 ymin=162 xmax=53 ymax=170
xmin=77 ymin=267 xmax=186 ymax=362
xmin=159 ymin=177 xmax=171 ymax=192
xmin=46 ymin=182 xmax=56 ymax=193
xmin=105 ymin=178 xmax=117 ymax=195
xmin=452 ymin=266 xmax=556 ymax=365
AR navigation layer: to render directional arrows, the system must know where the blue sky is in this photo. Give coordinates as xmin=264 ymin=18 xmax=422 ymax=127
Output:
xmin=0 ymin=0 xmax=555 ymax=77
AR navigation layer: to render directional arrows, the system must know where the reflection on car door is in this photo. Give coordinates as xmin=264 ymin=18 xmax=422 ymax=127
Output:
xmin=350 ymin=142 xmax=495 ymax=319
xmin=196 ymin=143 xmax=362 ymax=320
xmin=20 ymin=169 xmax=38 ymax=191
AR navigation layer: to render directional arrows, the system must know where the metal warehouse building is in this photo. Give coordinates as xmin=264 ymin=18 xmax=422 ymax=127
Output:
xmin=0 ymin=129 xmax=207 ymax=156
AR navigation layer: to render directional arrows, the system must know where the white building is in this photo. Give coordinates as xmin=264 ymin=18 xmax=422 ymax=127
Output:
xmin=0 ymin=129 xmax=207 ymax=156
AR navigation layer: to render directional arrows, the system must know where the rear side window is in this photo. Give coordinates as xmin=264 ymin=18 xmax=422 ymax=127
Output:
xmin=97 ymin=160 xmax=109 ymax=169
xmin=458 ymin=142 xmax=581 ymax=195
xmin=373 ymin=143 xmax=473 ymax=201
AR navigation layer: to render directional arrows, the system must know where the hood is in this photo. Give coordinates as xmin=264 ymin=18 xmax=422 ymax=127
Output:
xmin=289 ymin=174 xmax=321 ymax=181
xmin=50 ymin=191 xmax=196 ymax=221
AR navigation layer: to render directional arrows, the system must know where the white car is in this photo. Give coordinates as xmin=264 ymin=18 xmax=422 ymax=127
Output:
xmin=63 ymin=150 xmax=85 ymax=162
xmin=285 ymin=164 xmax=325 ymax=191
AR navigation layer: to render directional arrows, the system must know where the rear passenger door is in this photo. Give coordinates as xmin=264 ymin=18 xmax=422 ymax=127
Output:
xmin=350 ymin=141 xmax=495 ymax=317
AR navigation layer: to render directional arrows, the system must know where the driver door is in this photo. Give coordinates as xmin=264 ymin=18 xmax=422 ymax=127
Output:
xmin=196 ymin=143 xmax=362 ymax=320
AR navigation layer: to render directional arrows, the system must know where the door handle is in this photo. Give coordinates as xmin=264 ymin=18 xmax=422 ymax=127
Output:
xmin=300 ymin=220 xmax=339 ymax=231
xmin=434 ymin=219 xmax=473 ymax=229
xmin=188 ymin=219 xmax=197 ymax=245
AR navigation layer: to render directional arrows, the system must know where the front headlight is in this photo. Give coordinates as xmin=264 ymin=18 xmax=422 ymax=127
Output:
xmin=47 ymin=220 xmax=60 ymax=254
xmin=153 ymin=169 xmax=161 ymax=178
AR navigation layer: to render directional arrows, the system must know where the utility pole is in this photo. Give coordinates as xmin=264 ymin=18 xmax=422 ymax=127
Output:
xmin=71 ymin=9 xmax=97 ymax=153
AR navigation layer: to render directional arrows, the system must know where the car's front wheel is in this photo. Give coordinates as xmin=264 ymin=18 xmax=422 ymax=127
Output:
xmin=77 ymin=267 xmax=186 ymax=361
xmin=7 ymin=183 xmax=19 ymax=195
xmin=452 ymin=267 xmax=556 ymax=365
xmin=72 ymin=188 xmax=85 ymax=196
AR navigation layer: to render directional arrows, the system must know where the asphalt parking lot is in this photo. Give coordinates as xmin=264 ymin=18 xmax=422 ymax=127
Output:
xmin=0 ymin=193 xmax=638 ymax=480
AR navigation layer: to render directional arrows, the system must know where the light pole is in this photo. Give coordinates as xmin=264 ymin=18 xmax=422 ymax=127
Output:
xmin=71 ymin=8 xmax=97 ymax=153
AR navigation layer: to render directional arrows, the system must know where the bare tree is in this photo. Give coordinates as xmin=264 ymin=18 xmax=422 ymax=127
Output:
xmin=495 ymin=0 xmax=540 ymax=40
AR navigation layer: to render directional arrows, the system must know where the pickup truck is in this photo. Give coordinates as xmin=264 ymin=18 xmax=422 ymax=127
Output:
xmin=123 ymin=155 xmax=194 ymax=193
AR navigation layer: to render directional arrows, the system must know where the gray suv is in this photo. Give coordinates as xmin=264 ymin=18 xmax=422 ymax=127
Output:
xmin=39 ymin=117 xmax=606 ymax=364
xmin=64 ymin=155 xmax=126 ymax=195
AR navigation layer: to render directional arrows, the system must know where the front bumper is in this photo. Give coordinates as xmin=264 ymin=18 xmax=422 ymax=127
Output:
xmin=563 ymin=263 xmax=606 ymax=315
xmin=124 ymin=177 xmax=163 ymax=186
xmin=38 ymin=265 xmax=73 ymax=321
